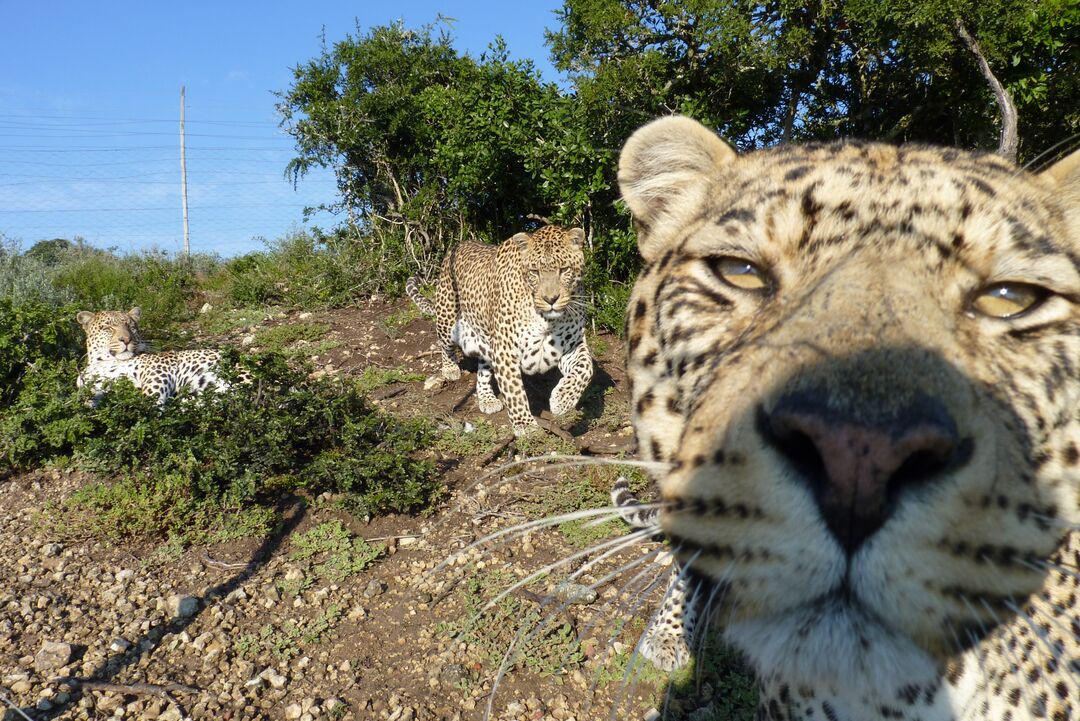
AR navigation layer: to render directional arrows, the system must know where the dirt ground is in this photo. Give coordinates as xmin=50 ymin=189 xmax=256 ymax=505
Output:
xmin=0 ymin=300 xmax=738 ymax=721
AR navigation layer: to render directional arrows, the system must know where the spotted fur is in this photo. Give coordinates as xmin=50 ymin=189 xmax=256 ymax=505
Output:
xmin=76 ymin=308 xmax=233 ymax=404
xmin=407 ymin=225 xmax=595 ymax=435
xmin=618 ymin=116 xmax=1080 ymax=720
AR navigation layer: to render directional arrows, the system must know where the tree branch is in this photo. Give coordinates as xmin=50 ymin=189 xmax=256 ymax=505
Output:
xmin=954 ymin=19 xmax=1018 ymax=162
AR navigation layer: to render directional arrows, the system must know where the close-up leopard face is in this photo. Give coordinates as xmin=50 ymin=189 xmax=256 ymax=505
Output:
xmin=618 ymin=116 xmax=1080 ymax=719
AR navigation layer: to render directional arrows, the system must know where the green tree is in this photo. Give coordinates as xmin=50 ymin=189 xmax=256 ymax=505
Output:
xmin=548 ymin=0 xmax=1080 ymax=160
xmin=277 ymin=21 xmax=609 ymax=284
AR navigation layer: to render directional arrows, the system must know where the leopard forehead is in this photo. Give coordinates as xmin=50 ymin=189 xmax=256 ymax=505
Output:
xmin=522 ymin=225 xmax=585 ymax=270
xmin=83 ymin=311 xmax=138 ymax=339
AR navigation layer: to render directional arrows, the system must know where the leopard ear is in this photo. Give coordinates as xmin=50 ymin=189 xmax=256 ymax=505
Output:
xmin=510 ymin=232 xmax=531 ymax=252
xmin=1041 ymin=147 xmax=1080 ymax=243
xmin=567 ymin=227 xmax=585 ymax=247
xmin=128 ymin=306 xmax=142 ymax=322
xmin=618 ymin=116 xmax=737 ymax=262
xmin=76 ymin=311 xmax=95 ymax=327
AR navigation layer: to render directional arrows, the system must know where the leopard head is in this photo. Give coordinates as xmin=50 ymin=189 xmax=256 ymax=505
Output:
xmin=76 ymin=307 xmax=147 ymax=362
xmin=512 ymin=225 xmax=586 ymax=320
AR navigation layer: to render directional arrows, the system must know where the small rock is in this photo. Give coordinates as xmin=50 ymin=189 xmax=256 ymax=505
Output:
xmin=115 ymin=569 xmax=135 ymax=583
xmin=34 ymin=640 xmax=75 ymax=672
xmin=297 ymin=311 xmax=312 ymax=320
xmin=438 ymin=663 xmax=468 ymax=687
xmin=362 ymin=579 xmax=386 ymax=598
xmin=261 ymin=668 xmax=287 ymax=689
xmin=40 ymin=542 xmax=63 ymax=558
xmin=167 ymin=594 xmax=198 ymax=618
xmin=552 ymin=582 xmax=598 ymax=606
xmin=109 ymin=638 xmax=132 ymax=653
xmin=159 ymin=706 xmax=182 ymax=721
xmin=284 ymin=703 xmax=303 ymax=720
xmin=241 ymin=334 xmax=256 ymax=347
xmin=423 ymin=375 xmax=446 ymax=391
xmin=199 ymin=302 xmax=213 ymax=314
xmin=36 ymin=698 xmax=53 ymax=711
xmin=644 ymin=709 xmax=662 ymax=721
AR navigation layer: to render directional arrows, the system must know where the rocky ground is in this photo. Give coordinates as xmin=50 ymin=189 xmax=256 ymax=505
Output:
xmin=0 ymin=300 xmax=748 ymax=721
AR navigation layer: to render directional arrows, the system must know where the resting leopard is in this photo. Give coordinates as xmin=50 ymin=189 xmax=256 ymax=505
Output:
xmin=76 ymin=307 xmax=233 ymax=404
xmin=614 ymin=116 xmax=1080 ymax=720
xmin=406 ymin=225 xmax=594 ymax=435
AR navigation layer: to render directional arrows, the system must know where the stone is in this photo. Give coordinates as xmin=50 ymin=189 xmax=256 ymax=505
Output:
xmin=40 ymin=542 xmax=63 ymax=558
xmin=34 ymin=640 xmax=75 ymax=672
xmin=284 ymin=703 xmax=303 ymax=719
xmin=167 ymin=594 xmax=198 ymax=618
xmin=362 ymin=579 xmax=386 ymax=598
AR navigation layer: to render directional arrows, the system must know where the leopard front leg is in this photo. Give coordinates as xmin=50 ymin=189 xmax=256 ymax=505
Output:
xmin=639 ymin=570 xmax=695 ymax=672
xmin=550 ymin=339 xmax=593 ymax=416
xmin=489 ymin=349 xmax=538 ymax=435
xmin=475 ymin=357 xmax=504 ymax=414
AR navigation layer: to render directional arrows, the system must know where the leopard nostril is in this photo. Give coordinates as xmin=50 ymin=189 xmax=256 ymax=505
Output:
xmin=760 ymin=392 xmax=969 ymax=555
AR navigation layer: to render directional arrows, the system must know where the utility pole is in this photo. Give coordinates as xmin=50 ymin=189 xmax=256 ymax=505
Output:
xmin=180 ymin=85 xmax=190 ymax=257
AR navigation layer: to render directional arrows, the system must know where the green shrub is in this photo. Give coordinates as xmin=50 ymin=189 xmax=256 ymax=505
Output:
xmin=0 ymin=298 xmax=83 ymax=404
xmin=50 ymin=249 xmax=204 ymax=334
xmin=222 ymin=230 xmax=391 ymax=309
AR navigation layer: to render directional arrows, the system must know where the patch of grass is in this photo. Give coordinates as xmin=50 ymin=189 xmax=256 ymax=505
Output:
xmin=434 ymin=417 xmax=504 ymax=456
xmin=514 ymin=428 xmax=579 ymax=458
xmin=590 ymin=280 xmax=633 ymax=337
xmin=521 ymin=465 xmax=651 ymax=547
xmin=254 ymin=322 xmax=331 ymax=355
xmin=196 ymin=306 xmax=272 ymax=336
xmin=290 ymin=520 xmax=384 ymax=583
xmin=379 ymin=305 xmax=421 ymax=339
xmin=254 ymin=604 xmax=345 ymax=661
xmin=664 ymin=636 xmax=758 ymax=720
xmin=355 ymin=366 xmax=425 ymax=394
xmin=586 ymin=331 xmax=610 ymax=359
xmin=445 ymin=568 xmax=584 ymax=679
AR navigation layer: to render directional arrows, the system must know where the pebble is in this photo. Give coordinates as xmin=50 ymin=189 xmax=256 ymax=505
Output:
xmin=34 ymin=640 xmax=75 ymax=672
xmin=362 ymin=579 xmax=386 ymax=598
xmin=167 ymin=594 xmax=198 ymax=618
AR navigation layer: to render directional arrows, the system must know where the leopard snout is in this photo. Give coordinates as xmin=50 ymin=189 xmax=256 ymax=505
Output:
xmin=759 ymin=390 xmax=972 ymax=555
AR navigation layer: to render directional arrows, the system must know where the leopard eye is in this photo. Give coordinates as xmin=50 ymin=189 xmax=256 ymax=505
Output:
xmin=706 ymin=256 xmax=771 ymax=291
xmin=970 ymin=282 xmax=1049 ymax=319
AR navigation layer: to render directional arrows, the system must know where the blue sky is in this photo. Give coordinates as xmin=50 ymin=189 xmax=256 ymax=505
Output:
xmin=0 ymin=1 xmax=564 ymax=256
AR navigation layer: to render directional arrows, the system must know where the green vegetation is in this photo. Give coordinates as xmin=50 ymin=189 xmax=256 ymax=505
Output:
xmin=1 ymin=297 xmax=442 ymax=542
xmin=522 ymin=464 xmax=650 ymax=547
xmin=254 ymin=321 xmax=337 ymax=358
xmin=354 ymin=366 xmax=426 ymax=395
xmin=446 ymin=569 xmax=584 ymax=678
xmin=290 ymin=520 xmax=384 ymax=583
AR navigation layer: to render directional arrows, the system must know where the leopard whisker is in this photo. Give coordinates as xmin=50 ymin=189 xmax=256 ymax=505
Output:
xmin=428 ymin=506 xmax=633 ymax=577
xmin=965 ymin=594 xmax=1038 ymax=714
xmin=479 ymin=454 xmax=672 ymax=484
xmin=469 ymin=527 xmax=659 ymax=624
xmin=483 ymin=544 xmax=668 ymax=720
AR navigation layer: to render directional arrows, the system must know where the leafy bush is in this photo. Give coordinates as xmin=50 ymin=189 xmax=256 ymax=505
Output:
xmin=0 ymin=298 xmax=83 ymax=405
xmin=2 ymin=321 xmax=442 ymax=540
xmin=223 ymin=230 xmax=391 ymax=307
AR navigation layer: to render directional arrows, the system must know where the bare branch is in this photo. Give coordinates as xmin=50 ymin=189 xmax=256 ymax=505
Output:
xmin=954 ymin=19 xmax=1018 ymax=162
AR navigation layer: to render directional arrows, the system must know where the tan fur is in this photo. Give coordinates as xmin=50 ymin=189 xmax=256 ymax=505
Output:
xmin=619 ymin=116 xmax=1080 ymax=720
xmin=407 ymin=225 xmax=594 ymax=435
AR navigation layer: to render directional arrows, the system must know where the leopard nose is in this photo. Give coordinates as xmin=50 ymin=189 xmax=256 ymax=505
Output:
xmin=541 ymin=293 xmax=560 ymax=307
xmin=761 ymin=391 xmax=970 ymax=555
